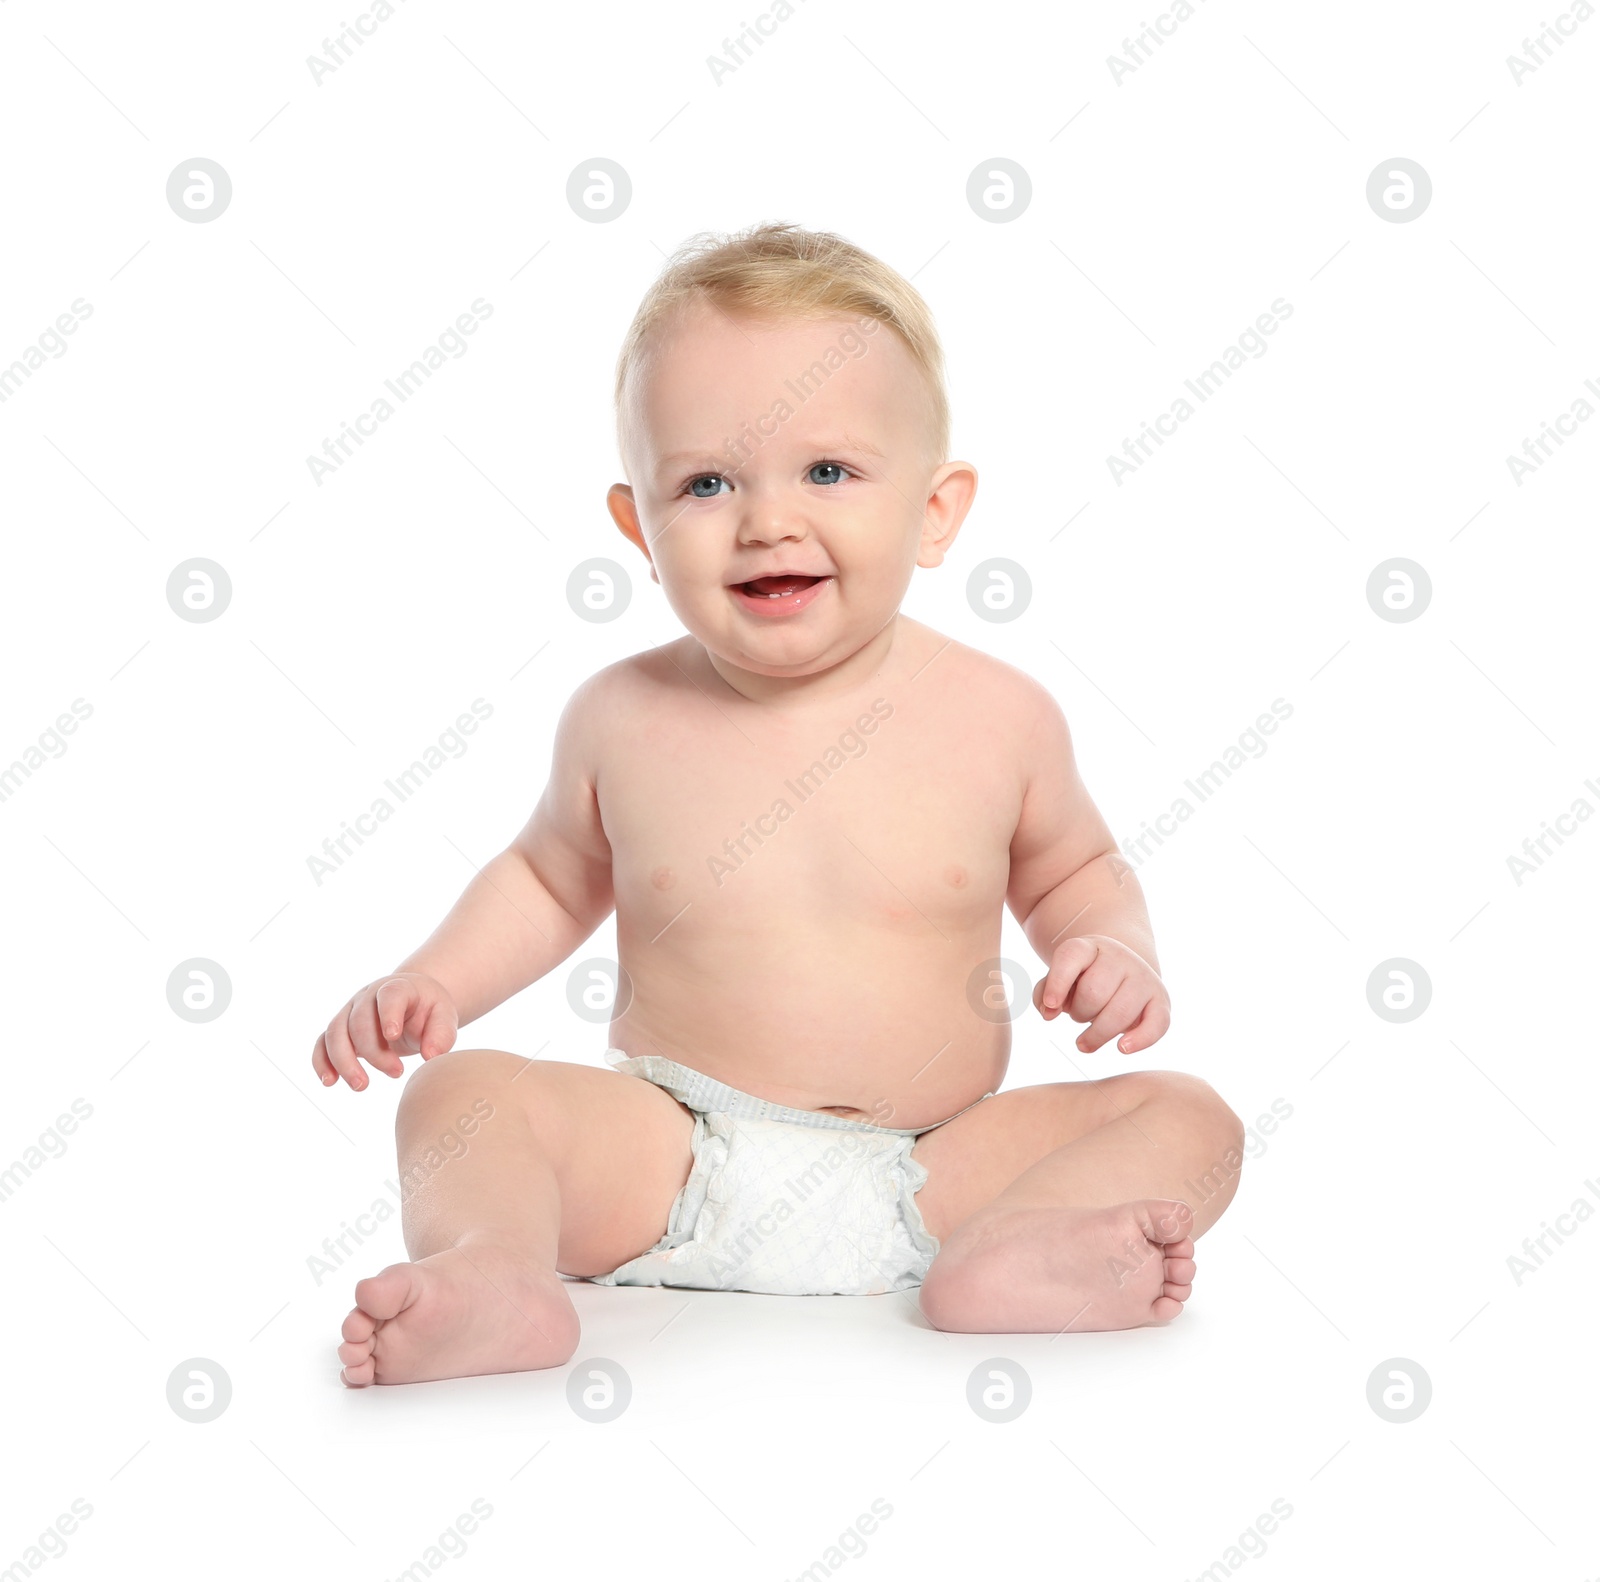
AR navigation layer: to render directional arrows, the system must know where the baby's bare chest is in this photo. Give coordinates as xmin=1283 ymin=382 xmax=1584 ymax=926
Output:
xmin=601 ymin=694 xmax=1022 ymax=934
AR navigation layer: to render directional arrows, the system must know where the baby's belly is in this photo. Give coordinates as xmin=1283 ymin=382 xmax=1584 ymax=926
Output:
xmin=610 ymin=918 xmax=1013 ymax=1130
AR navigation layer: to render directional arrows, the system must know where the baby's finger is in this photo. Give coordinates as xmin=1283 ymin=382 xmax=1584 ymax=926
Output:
xmin=413 ymin=995 xmax=459 ymax=1060
xmin=374 ymin=978 xmax=416 ymax=1048
xmin=348 ymin=993 xmax=405 ymax=1080
xmin=311 ymin=1034 xmax=337 ymax=1087
xmin=1064 ymin=955 xmax=1126 ymax=1025
xmin=399 ymin=991 xmax=434 ymax=1056
xmin=323 ymin=1010 xmax=367 ymax=1090
xmin=1076 ymin=980 xmax=1147 ymax=1053
xmin=1116 ymin=997 xmax=1171 ymax=1056
xmin=1038 ymin=937 xmax=1098 ymax=1016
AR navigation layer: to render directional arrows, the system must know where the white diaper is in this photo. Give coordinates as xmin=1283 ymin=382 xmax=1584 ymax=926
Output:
xmin=589 ymin=1051 xmax=987 ymax=1297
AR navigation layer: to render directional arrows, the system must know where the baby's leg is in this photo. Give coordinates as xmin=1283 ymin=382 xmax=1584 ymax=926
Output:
xmin=338 ymin=1050 xmax=693 ymax=1386
xmin=912 ymin=1071 xmax=1243 ymax=1334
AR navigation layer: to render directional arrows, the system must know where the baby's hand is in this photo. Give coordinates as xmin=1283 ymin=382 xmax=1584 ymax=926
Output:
xmin=1032 ymin=935 xmax=1170 ymax=1056
xmin=312 ymin=972 xmax=459 ymax=1090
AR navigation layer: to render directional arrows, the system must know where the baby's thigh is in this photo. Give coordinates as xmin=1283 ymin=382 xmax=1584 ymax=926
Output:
xmin=910 ymin=1073 xmax=1160 ymax=1242
xmin=399 ymin=1049 xmax=696 ymax=1275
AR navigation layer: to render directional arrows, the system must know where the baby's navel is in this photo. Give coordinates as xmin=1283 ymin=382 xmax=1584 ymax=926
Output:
xmin=945 ymin=864 xmax=968 ymax=888
xmin=651 ymin=865 xmax=677 ymax=891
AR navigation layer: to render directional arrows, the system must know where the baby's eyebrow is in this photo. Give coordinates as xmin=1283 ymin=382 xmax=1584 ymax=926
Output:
xmin=825 ymin=434 xmax=885 ymax=459
xmin=654 ymin=436 xmax=886 ymax=473
xmin=656 ymin=450 xmax=728 ymax=472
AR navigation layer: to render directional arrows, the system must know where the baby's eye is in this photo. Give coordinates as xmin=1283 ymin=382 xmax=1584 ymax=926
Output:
xmin=687 ymin=475 xmax=729 ymax=498
xmin=808 ymin=462 xmax=848 ymax=486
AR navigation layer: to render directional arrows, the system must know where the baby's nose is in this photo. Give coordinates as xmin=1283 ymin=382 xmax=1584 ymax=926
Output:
xmin=737 ymin=507 xmax=809 ymax=546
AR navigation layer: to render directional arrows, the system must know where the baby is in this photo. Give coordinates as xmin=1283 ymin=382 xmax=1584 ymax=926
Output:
xmin=315 ymin=223 xmax=1244 ymax=1387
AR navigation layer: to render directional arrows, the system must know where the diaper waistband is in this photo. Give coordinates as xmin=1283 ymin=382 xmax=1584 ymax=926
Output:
xmin=603 ymin=1050 xmax=991 ymax=1137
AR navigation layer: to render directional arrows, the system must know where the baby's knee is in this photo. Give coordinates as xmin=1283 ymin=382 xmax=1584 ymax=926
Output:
xmin=1181 ymin=1074 xmax=1244 ymax=1159
xmin=1189 ymin=1072 xmax=1243 ymax=1146
xmin=397 ymin=1047 xmax=527 ymax=1114
xmin=1126 ymin=1069 xmax=1245 ymax=1157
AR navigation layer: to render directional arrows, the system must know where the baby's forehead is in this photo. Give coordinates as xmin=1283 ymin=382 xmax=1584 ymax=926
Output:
xmin=636 ymin=305 xmax=908 ymax=413
xmin=620 ymin=298 xmax=934 ymax=472
xmin=644 ymin=300 xmax=878 ymax=366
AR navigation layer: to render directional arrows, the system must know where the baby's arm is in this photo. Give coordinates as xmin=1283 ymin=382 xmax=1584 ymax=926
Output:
xmin=1005 ymin=679 xmax=1169 ymax=1055
xmin=312 ymin=675 xmax=615 ymax=1089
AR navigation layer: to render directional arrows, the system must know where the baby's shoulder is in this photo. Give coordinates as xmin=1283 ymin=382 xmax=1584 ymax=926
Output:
xmin=901 ymin=620 xmax=1067 ymax=729
xmin=558 ymin=637 xmax=698 ymax=725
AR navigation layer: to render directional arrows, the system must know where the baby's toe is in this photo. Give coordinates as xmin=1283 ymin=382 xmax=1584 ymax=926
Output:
xmin=353 ymin=1264 xmax=418 ymax=1323
xmin=338 ymin=1338 xmax=374 ymax=1367
xmin=1164 ymin=1255 xmax=1196 ymax=1285
xmin=342 ymin=1307 xmax=378 ymax=1344
xmin=1141 ymin=1200 xmax=1194 ymax=1245
xmin=1162 ymin=1280 xmax=1192 ymax=1303
xmin=1149 ymin=1293 xmax=1185 ymax=1323
xmin=340 ymin=1357 xmax=376 ymax=1388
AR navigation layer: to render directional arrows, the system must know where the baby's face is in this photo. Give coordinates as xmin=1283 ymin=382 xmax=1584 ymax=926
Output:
xmin=611 ymin=302 xmax=969 ymax=681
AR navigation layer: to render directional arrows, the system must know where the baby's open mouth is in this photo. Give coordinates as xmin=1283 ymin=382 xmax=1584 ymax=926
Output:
xmin=728 ymin=572 xmax=833 ymax=618
xmin=736 ymin=574 xmax=826 ymax=598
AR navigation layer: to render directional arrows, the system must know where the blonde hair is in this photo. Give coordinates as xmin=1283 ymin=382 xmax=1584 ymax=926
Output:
xmin=613 ymin=221 xmax=950 ymax=469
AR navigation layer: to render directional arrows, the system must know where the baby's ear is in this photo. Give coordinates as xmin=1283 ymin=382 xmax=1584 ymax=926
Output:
xmin=607 ymin=485 xmax=660 ymax=583
xmin=918 ymin=459 xmax=978 ymax=566
xmin=607 ymin=484 xmax=648 ymax=555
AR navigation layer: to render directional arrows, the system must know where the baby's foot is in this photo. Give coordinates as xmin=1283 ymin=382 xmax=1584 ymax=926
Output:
xmin=919 ymin=1198 xmax=1195 ymax=1334
xmin=337 ymin=1239 xmax=580 ymax=1386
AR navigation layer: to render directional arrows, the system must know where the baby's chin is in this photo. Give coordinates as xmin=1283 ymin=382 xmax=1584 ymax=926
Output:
xmin=707 ymin=629 xmax=861 ymax=679
xmin=685 ymin=608 xmax=887 ymax=680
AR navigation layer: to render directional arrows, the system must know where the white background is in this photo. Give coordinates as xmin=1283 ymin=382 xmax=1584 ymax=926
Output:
xmin=2 ymin=1 xmax=1595 ymax=1577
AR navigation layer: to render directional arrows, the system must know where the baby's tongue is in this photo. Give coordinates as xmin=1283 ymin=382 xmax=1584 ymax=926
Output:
xmin=745 ymin=574 xmax=818 ymax=596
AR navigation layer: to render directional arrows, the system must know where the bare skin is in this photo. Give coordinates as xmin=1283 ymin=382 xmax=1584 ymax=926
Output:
xmin=320 ymin=302 xmax=1244 ymax=1386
